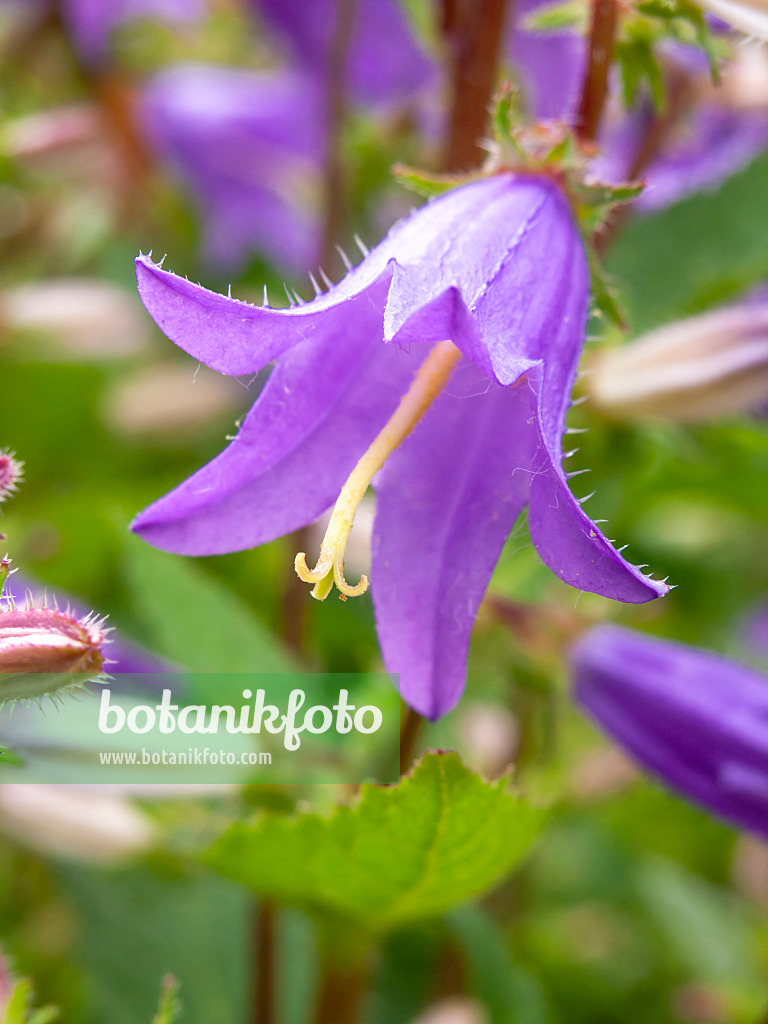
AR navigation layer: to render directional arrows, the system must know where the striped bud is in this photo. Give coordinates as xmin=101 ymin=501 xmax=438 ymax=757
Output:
xmin=695 ymin=0 xmax=768 ymax=40
xmin=0 ymin=605 xmax=109 ymax=704
xmin=588 ymin=306 xmax=768 ymax=421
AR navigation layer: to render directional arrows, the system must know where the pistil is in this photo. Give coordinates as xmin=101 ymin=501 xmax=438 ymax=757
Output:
xmin=295 ymin=339 xmax=462 ymax=600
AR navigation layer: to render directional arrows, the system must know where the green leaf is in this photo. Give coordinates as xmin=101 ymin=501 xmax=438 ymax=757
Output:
xmin=0 ymin=743 xmax=23 ymax=767
xmin=57 ymin=863 xmax=249 ymax=1024
xmin=608 ymin=151 xmax=768 ymax=333
xmin=446 ymin=906 xmax=549 ymax=1024
xmin=392 ymin=164 xmax=471 ymax=199
xmin=632 ymin=857 xmax=760 ymax=984
xmin=587 ymin=246 xmax=627 ymax=328
xmin=122 ymin=536 xmax=294 ymax=675
xmin=616 ymin=34 xmax=664 ymax=108
xmin=206 ymin=752 xmax=546 ymax=932
xmin=2 ymin=979 xmax=58 ymax=1024
xmin=522 ymin=0 xmax=585 ymax=31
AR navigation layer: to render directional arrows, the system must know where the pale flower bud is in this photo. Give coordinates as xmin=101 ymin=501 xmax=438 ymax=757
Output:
xmin=0 ymin=604 xmax=109 ymax=704
xmin=694 ymin=0 xmax=768 ymax=39
xmin=105 ymin=362 xmax=245 ymax=435
xmin=4 ymin=105 xmax=102 ymax=166
xmin=0 ymin=279 xmax=151 ymax=359
xmin=588 ymin=306 xmax=768 ymax=421
xmin=412 ymin=998 xmax=488 ymax=1024
xmin=721 ymin=45 xmax=768 ymax=111
xmin=0 ymin=785 xmax=154 ymax=862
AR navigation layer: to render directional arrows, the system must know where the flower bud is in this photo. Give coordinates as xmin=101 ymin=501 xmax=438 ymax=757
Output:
xmin=0 ymin=450 xmax=22 ymax=504
xmin=0 ymin=279 xmax=150 ymax=360
xmin=4 ymin=105 xmax=102 ymax=168
xmin=0 ymin=785 xmax=154 ymax=862
xmin=105 ymin=362 xmax=244 ymax=436
xmin=572 ymin=624 xmax=768 ymax=842
xmin=588 ymin=306 xmax=768 ymax=421
xmin=695 ymin=0 xmax=768 ymax=40
xmin=0 ymin=605 xmax=109 ymax=704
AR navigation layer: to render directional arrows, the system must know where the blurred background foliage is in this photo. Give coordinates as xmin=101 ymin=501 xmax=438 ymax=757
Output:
xmin=0 ymin=0 xmax=767 ymax=1022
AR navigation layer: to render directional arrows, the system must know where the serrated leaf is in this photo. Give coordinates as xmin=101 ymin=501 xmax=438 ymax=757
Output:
xmin=206 ymin=752 xmax=546 ymax=932
xmin=588 ymin=246 xmax=627 ymax=328
xmin=122 ymin=536 xmax=294 ymax=675
xmin=617 ymin=35 xmax=664 ymax=108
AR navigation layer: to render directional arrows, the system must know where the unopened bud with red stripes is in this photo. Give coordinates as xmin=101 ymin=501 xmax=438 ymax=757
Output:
xmin=0 ymin=604 xmax=109 ymax=704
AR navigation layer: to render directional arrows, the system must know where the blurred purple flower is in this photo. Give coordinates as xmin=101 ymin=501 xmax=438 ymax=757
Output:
xmin=741 ymin=599 xmax=768 ymax=659
xmin=508 ymin=0 xmax=586 ymax=121
xmin=140 ymin=0 xmax=436 ymax=273
xmin=250 ymin=0 xmax=434 ymax=110
xmin=131 ymin=174 xmax=668 ymax=718
xmin=49 ymin=0 xmax=204 ymax=62
xmin=573 ymin=624 xmax=768 ymax=841
xmin=141 ymin=66 xmax=324 ymax=273
xmin=510 ymin=7 xmax=768 ymax=207
xmin=595 ymin=95 xmax=768 ymax=211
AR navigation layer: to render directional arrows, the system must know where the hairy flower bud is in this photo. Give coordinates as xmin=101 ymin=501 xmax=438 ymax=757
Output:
xmin=0 ymin=451 xmax=23 ymax=504
xmin=0 ymin=605 xmax=109 ymax=704
xmin=588 ymin=306 xmax=768 ymax=421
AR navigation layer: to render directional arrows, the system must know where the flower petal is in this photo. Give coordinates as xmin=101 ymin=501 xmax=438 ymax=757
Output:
xmin=508 ymin=0 xmax=586 ymax=121
xmin=528 ymin=445 xmax=669 ymax=602
xmin=140 ymin=66 xmax=324 ymax=274
xmin=65 ymin=0 xmax=204 ymax=61
xmin=522 ymin=257 xmax=669 ymax=603
xmin=132 ymin=283 xmax=426 ymax=554
xmin=251 ymin=0 xmax=434 ymax=108
xmin=595 ymin=100 xmax=768 ymax=213
xmin=134 ymin=253 xmax=396 ymax=375
xmin=384 ymin=176 xmax=582 ymax=384
xmin=372 ymin=369 xmax=538 ymax=719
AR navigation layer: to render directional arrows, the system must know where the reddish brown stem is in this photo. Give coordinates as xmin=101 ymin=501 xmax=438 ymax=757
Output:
xmin=320 ymin=0 xmax=357 ymax=270
xmin=594 ymin=65 xmax=695 ymax=252
xmin=311 ymin=964 xmax=368 ymax=1024
xmin=399 ymin=703 xmax=424 ymax=775
xmin=441 ymin=0 xmax=513 ymax=171
xmin=253 ymin=902 xmax=276 ymax=1024
xmin=280 ymin=527 xmax=312 ymax=657
xmin=576 ymin=0 xmax=619 ymax=144
xmin=91 ymin=73 xmax=154 ymax=185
